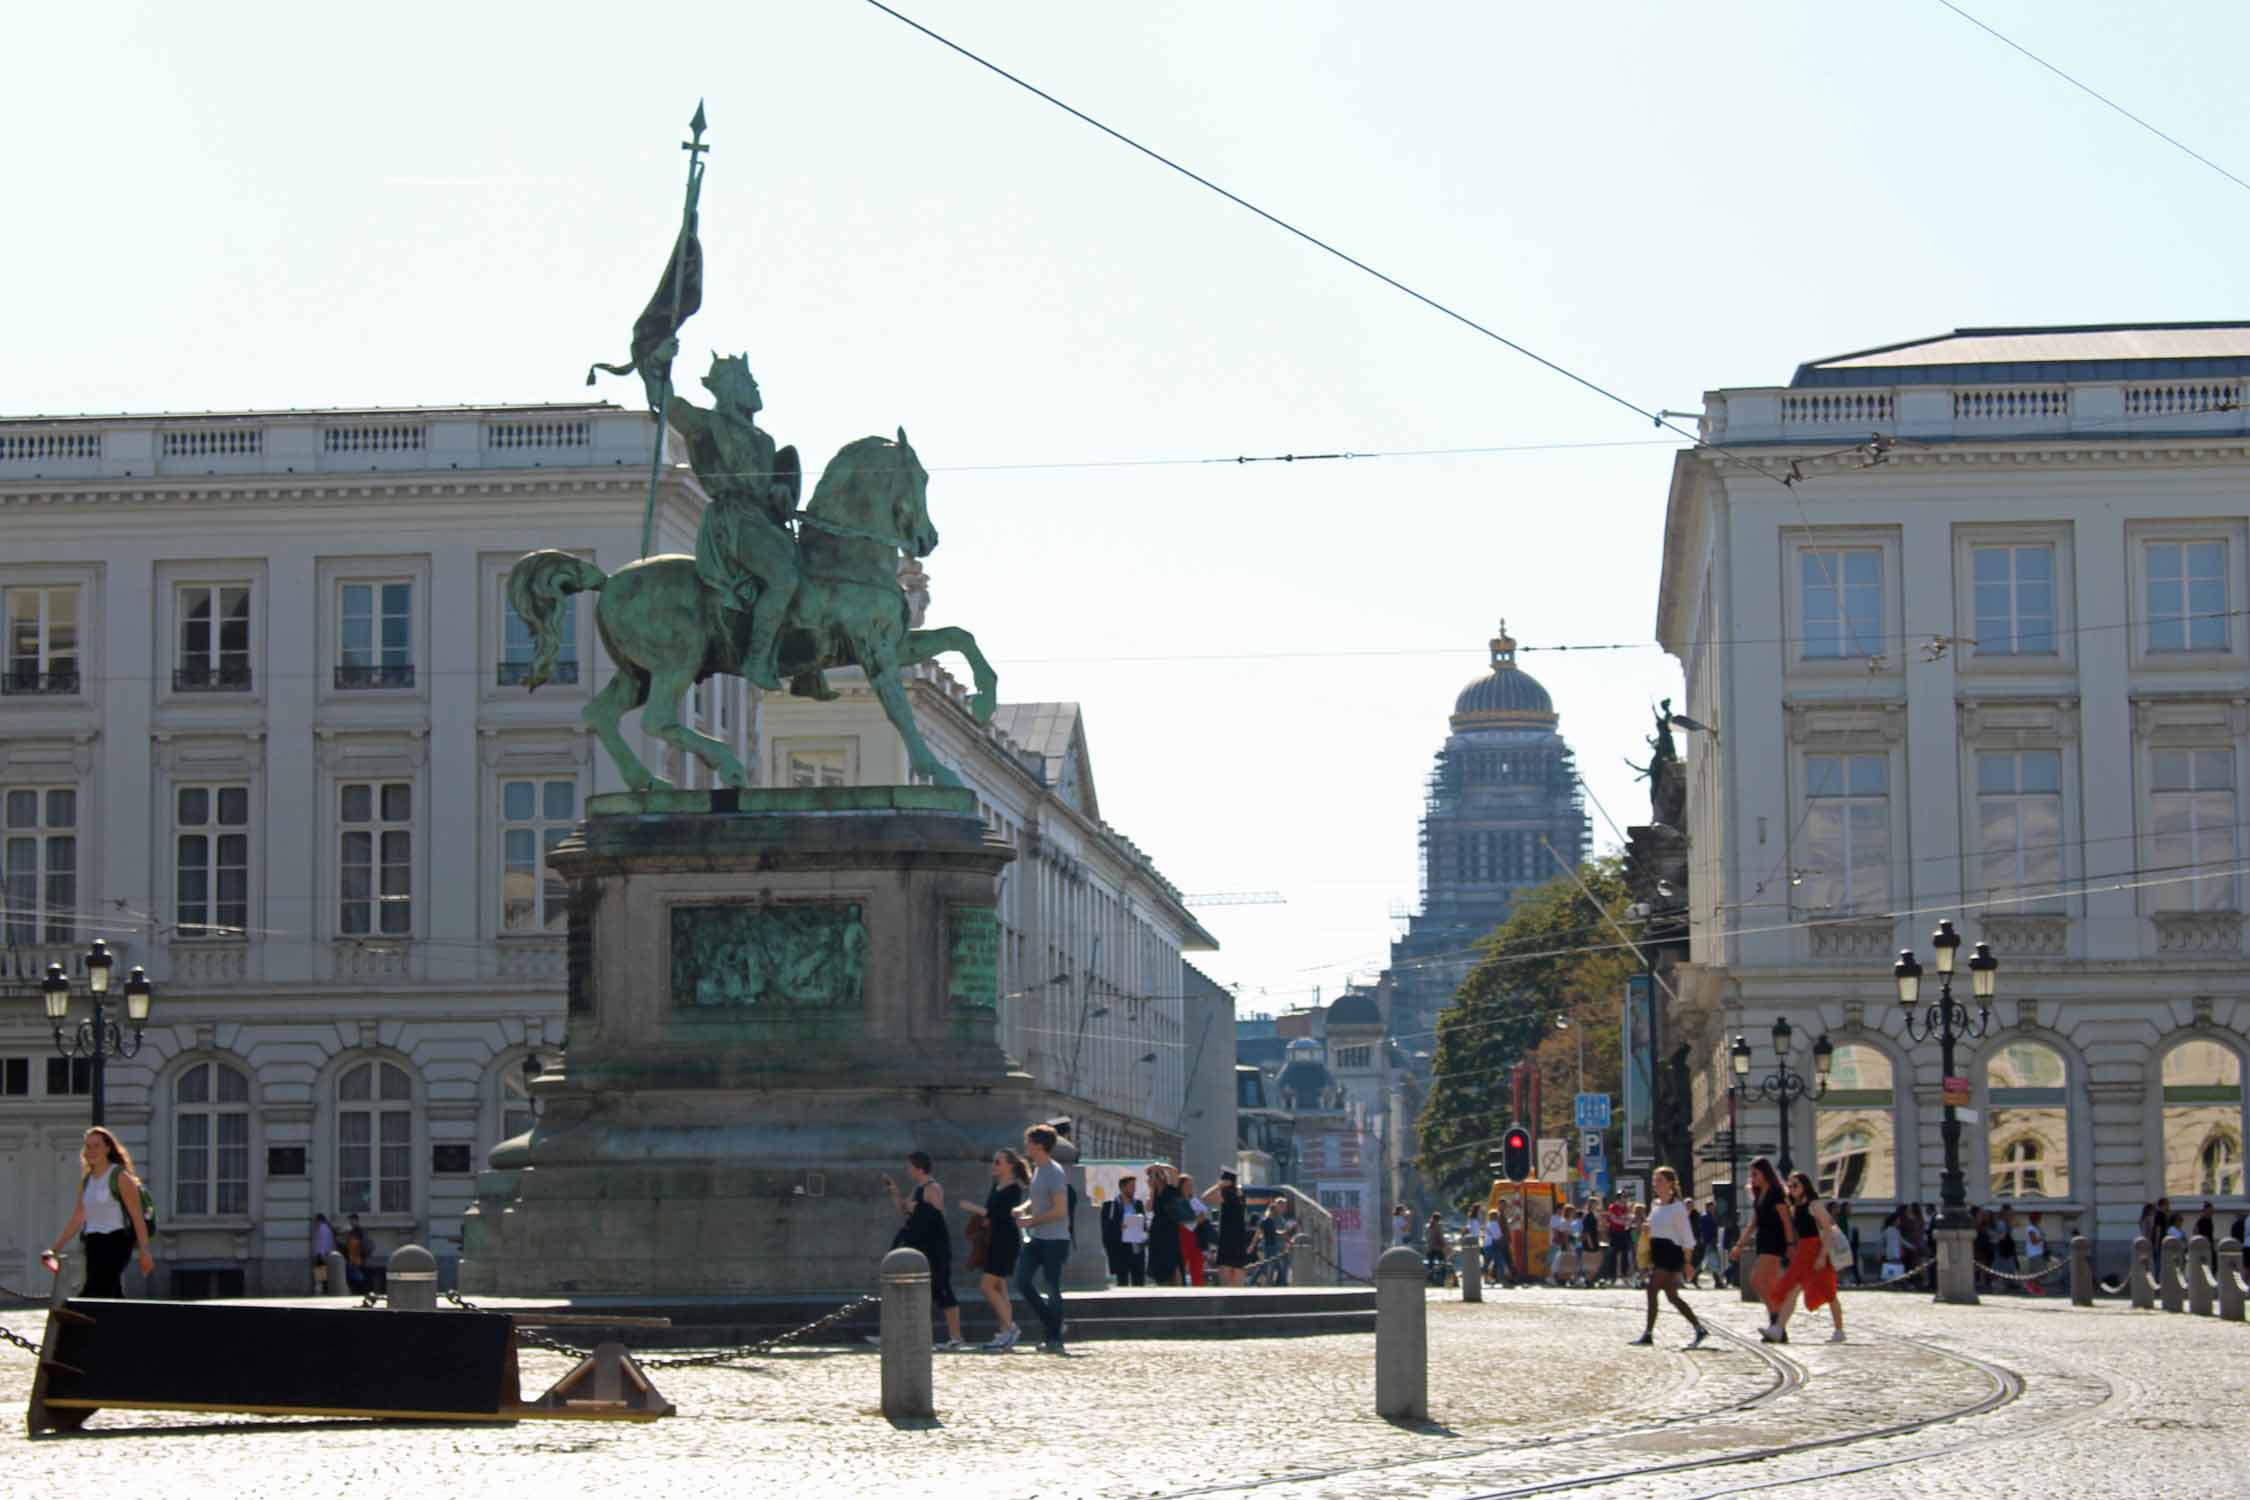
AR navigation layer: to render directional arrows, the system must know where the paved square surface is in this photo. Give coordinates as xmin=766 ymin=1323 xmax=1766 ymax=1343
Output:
xmin=6 ymin=1285 xmax=2245 ymax=1497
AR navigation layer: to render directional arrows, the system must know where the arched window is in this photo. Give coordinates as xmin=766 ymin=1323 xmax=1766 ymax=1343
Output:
xmin=1992 ymin=1135 xmax=2046 ymax=1197
xmin=2162 ymin=1039 xmax=2244 ymax=1197
xmin=173 ymin=1060 xmax=251 ymax=1217
xmin=1987 ymin=1042 xmax=2070 ymax=1200
xmin=337 ymin=1060 xmax=413 ymax=1215
xmin=1816 ymin=1043 xmax=1896 ymax=1200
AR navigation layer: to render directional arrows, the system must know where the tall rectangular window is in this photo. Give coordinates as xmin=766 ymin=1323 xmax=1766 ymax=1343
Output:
xmin=1802 ymin=753 xmax=1888 ymax=914
xmin=499 ymin=586 xmax=576 ymax=686
xmin=339 ymin=781 xmax=412 ymax=935
xmin=1971 ymin=545 xmax=2056 ymax=655
xmin=2 ymin=786 xmax=76 ymax=943
xmin=174 ymin=1061 xmax=252 ymax=1217
xmin=501 ymin=777 xmax=575 ymax=933
xmin=176 ymin=784 xmax=250 ymax=938
xmin=1977 ymin=751 xmax=2063 ymax=908
xmin=337 ymin=581 xmax=413 ymax=688
xmin=2147 ymin=541 xmax=2229 ymax=652
xmin=177 ymin=584 xmax=252 ymax=690
xmin=337 ymin=1060 xmax=413 ymax=1215
xmin=4 ymin=585 xmax=80 ymax=694
xmin=2151 ymin=749 xmax=2236 ymax=912
xmin=1801 ymin=549 xmax=1882 ymax=659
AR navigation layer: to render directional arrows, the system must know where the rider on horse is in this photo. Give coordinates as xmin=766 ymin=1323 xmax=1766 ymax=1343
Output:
xmin=650 ymin=341 xmax=801 ymax=690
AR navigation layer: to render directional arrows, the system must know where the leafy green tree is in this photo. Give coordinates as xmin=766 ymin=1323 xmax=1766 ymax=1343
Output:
xmin=1415 ymin=856 xmax=1634 ymax=1208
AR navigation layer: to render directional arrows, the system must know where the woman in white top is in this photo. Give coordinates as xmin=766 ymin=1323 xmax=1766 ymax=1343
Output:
xmin=41 ymin=1126 xmax=154 ymax=1297
xmin=1548 ymin=1206 xmax=1573 ymax=1282
xmin=1632 ymin=1167 xmax=1708 ymax=1347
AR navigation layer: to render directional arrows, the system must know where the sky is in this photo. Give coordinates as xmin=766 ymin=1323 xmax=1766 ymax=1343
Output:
xmin=8 ymin=1 xmax=2250 ymax=1012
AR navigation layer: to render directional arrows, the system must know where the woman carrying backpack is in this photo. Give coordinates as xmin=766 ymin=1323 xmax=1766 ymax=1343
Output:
xmin=40 ymin=1127 xmax=155 ymax=1297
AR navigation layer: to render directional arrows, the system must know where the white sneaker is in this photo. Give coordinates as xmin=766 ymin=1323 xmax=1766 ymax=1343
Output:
xmin=1758 ymin=1324 xmax=1780 ymax=1342
xmin=938 ymin=1338 xmax=965 ymax=1352
xmin=994 ymin=1324 xmax=1021 ymax=1349
xmin=1827 ymin=1330 xmax=1847 ymax=1343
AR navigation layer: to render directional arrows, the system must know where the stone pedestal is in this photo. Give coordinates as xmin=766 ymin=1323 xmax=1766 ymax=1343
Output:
xmin=462 ymin=788 xmax=1040 ymax=1296
xmin=1933 ymin=1226 xmax=1979 ymax=1306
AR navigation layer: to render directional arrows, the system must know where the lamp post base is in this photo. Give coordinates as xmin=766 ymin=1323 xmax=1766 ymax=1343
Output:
xmin=1934 ymin=1226 xmax=1980 ymax=1306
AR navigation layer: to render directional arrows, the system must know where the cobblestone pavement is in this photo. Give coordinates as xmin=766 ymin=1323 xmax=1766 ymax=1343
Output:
xmin=3 ymin=1286 xmax=2244 ymax=1497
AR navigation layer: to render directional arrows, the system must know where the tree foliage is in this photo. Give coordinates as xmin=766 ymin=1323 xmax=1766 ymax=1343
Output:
xmin=1415 ymin=856 xmax=1636 ymax=1208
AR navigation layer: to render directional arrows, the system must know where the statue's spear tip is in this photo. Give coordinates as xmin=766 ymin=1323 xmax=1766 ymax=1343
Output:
xmin=690 ymin=100 xmax=708 ymax=136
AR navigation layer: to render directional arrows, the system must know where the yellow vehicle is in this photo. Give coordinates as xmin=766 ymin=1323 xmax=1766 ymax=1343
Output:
xmin=1483 ymin=1176 xmax=1569 ymax=1282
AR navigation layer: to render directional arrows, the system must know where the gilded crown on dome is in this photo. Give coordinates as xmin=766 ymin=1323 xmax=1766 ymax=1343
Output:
xmin=1450 ymin=614 xmax=1557 ymax=727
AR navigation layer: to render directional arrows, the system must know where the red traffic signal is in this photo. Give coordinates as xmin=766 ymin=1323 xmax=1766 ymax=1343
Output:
xmin=1501 ymin=1125 xmax=1532 ymax=1181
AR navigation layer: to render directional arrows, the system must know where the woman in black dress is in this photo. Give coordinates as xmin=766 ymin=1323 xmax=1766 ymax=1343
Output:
xmin=973 ymin=1148 xmax=1029 ymax=1350
xmin=885 ymin=1151 xmax=963 ymax=1350
xmin=1146 ymin=1164 xmax=1184 ymax=1285
xmin=1731 ymin=1155 xmax=1794 ymax=1341
xmin=1212 ymin=1172 xmax=1253 ymax=1286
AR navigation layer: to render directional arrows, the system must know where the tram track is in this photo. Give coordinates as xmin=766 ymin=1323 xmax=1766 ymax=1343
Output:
xmin=1447 ymin=1334 xmax=2026 ymax=1499
xmin=1161 ymin=1320 xmax=1806 ymax=1499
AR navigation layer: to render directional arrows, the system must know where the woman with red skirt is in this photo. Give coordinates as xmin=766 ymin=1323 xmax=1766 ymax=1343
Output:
xmin=1177 ymin=1173 xmax=1209 ymax=1286
xmin=1771 ymin=1170 xmax=1847 ymax=1343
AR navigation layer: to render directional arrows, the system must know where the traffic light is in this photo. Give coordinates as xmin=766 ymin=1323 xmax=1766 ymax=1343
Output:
xmin=1501 ymin=1123 xmax=1532 ymax=1181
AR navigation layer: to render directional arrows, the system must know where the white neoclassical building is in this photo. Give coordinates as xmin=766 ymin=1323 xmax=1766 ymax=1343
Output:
xmin=0 ymin=402 xmax=1215 ymax=1294
xmin=1657 ymin=325 xmax=2250 ymax=1266
xmin=0 ymin=401 xmax=718 ymax=1294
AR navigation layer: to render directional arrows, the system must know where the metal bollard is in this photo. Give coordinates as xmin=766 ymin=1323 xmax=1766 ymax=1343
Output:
xmin=879 ymin=1247 xmax=934 ymax=1421
xmin=2188 ymin=1235 xmax=2216 ymax=1316
xmin=1374 ymin=1245 xmax=1427 ymax=1422
xmin=386 ymin=1244 xmax=437 ymax=1311
xmin=2159 ymin=1236 xmax=2186 ymax=1313
xmin=1459 ymin=1243 xmax=1482 ymax=1303
xmin=2219 ymin=1238 xmax=2245 ymax=1323
xmin=2130 ymin=1236 xmax=2157 ymax=1310
xmin=2069 ymin=1235 xmax=2094 ymax=1307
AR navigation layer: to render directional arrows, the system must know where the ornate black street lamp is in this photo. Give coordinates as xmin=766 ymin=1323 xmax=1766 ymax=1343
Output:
xmin=1895 ymin=919 xmax=1997 ymax=1231
xmin=43 ymin=939 xmax=153 ymax=1127
xmin=1736 ymin=1017 xmax=1833 ymax=1177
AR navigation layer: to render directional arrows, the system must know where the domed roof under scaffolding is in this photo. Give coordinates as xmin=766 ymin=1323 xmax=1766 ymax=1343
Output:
xmin=1450 ymin=622 xmax=1557 ymax=728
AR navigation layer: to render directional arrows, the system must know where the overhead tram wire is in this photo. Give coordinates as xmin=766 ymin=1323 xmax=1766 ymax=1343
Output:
xmin=1934 ymin=0 xmax=2250 ymax=197
xmin=861 ymin=0 xmax=1802 ymax=496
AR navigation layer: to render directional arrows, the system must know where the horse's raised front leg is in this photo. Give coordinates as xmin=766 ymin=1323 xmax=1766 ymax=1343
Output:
xmin=864 ymin=650 xmax=964 ymax=789
xmin=641 ymin=667 xmax=752 ymax=790
xmin=583 ymin=667 xmax=667 ymax=791
xmin=900 ymin=626 xmax=997 ymax=725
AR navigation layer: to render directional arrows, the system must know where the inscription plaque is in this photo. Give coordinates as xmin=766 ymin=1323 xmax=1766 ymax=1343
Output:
xmin=946 ymin=904 xmax=999 ymax=1008
xmin=669 ymin=902 xmax=866 ymax=1009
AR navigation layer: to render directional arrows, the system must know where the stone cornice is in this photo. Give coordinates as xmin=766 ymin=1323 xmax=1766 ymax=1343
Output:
xmin=0 ymin=471 xmax=668 ymax=510
xmin=1710 ymin=440 xmax=2250 ymax=487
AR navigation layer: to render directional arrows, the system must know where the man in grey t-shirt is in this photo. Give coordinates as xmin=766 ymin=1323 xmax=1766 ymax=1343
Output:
xmin=1014 ymin=1125 xmax=1072 ymax=1352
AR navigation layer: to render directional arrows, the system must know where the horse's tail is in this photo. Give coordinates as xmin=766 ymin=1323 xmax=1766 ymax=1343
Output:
xmin=506 ymin=550 xmax=607 ymax=692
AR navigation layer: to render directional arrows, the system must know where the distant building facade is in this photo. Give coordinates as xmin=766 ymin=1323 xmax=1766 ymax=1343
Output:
xmin=1657 ymin=324 xmax=2250 ymax=1266
xmin=1384 ymin=622 xmax=1590 ymax=1062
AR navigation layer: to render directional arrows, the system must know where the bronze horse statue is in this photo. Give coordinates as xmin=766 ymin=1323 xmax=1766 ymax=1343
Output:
xmin=507 ymin=430 xmax=995 ymax=791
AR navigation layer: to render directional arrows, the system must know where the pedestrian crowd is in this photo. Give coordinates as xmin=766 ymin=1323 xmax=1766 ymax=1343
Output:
xmin=886 ymin=1117 xmax=1303 ymax=1355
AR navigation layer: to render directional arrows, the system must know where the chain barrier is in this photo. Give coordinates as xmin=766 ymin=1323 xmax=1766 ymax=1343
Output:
xmin=440 ymin=1288 xmax=882 ymax=1368
xmin=1315 ymin=1247 xmax=1376 ymax=1287
xmin=639 ymin=1294 xmax=880 ymax=1369
xmin=1 ymin=1323 xmax=45 ymax=1361
xmin=1981 ymin=1259 xmax=2070 ymax=1287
